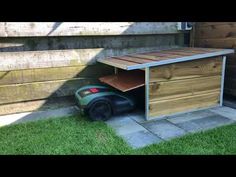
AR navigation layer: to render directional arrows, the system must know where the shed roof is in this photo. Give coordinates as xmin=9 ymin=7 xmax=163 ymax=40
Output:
xmin=97 ymin=47 xmax=234 ymax=70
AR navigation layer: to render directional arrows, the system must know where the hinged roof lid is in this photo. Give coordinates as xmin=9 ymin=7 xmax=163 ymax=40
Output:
xmin=98 ymin=47 xmax=234 ymax=70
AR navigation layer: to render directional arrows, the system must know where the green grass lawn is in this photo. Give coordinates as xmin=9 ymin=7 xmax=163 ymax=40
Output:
xmin=0 ymin=115 xmax=235 ymax=155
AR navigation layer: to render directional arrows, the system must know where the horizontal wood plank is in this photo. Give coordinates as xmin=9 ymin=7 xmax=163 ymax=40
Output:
xmin=195 ymin=23 xmax=236 ymax=39
xmin=113 ymin=56 xmax=152 ymax=64
xmin=149 ymin=90 xmax=220 ymax=118
xmin=0 ymin=46 xmax=176 ymax=71
xmin=0 ymin=22 xmax=180 ymax=37
xmin=0 ymin=78 xmax=99 ymax=104
xmin=0 ymin=96 xmax=75 ymax=116
xmin=194 ymin=22 xmax=236 ymax=97
xmin=149 ymin=57 xmax=222 ymax=82
xmin=195 ymin=22 xmax=233 ymax=27
xmin=0 ymin=64 xmax=113 ymax=85
xmin=195 ymin=38 xmax=236 ymax=49
xmin=132 ymin=53 xmax=181 ymax=60
xmin=0 ymin=34 xmax=177 ymax=52
xmin=149 ymin=75 xmax=221 ymax=101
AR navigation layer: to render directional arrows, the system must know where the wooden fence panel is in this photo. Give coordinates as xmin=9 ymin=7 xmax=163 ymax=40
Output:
xmin=193 ymin=22 xmax=236 ymax=96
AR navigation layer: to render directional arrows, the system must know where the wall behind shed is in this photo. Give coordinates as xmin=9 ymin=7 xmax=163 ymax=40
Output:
xmin=0 ymin=22 xmax=185 ymax=115
xmin=192 ymin=22 xmax=236 ymax=97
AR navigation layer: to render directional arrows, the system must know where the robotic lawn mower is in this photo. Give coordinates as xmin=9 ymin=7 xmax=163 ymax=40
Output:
xmin=75 ymin=85 xmax=136 ymax=121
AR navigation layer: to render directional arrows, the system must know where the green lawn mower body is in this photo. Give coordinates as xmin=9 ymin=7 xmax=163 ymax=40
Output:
xmin=75 ymin=85 xmax=136 ymax=121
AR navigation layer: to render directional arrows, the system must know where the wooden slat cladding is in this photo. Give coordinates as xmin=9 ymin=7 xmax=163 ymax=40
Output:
xmin=193 ymin=22 xmax=236 ymax=96
xmin=113 ymin=56 xmax=153 ymax=64
xmin=195 ymin=23 xmax=236 ymax=39
xmin=194 ymin=38 xmax=236 ymax=49
xmin=195 ymin=22 xmax=233 ymax=27
xmin=149 ymin=75 xmax=221 ymax=101
xmin=0 ymin=46 xmax=181 ymax=71
xmin=0 ymin=47 xmax=166 ymax=71
xmin=0 ymin=96 xmax=75 ymax=116
xmin=149 ymin=57 xmax=222 ymax=82
xmin=148 ymin=57 xmax=222 ymax=118
xmin=0 ymin=35 xmax=177 ymax=52
xmin=0 ymin=64 xmax=113 ymax=85
xmin=149 ymin=91 xmax=220 ymax=117
xmin=0 ymin=78 xmax=98 ymax=105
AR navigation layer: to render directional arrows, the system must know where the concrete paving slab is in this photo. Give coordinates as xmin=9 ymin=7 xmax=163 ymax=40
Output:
xmin=177 ymin=114 xmax=234 ymax=132
xmin=123 ymin=130 xmax=163 ymax=148
xmin=175 ymin=121 xmax=202 ymax=133
xmin=167 ymin=109 xmax=217 ymax=124
xmin=192 ymin=115 xmax=234 ymax=129
xmin=0 ymin=106 xmax=79 ymax=127
xmin=128 ymin=111 xmax=146 ymax=123
xmin=106 ymin=107 xmax=236 ymax=149
xmin=142 ymin=120 xmax=186 ymax=140
xmin=106 ymin=115 xmax=147 ymax=136
xmin=114 ymin=122 xmax=148 ymax=136
xmin=210 ymin=106 xmax=236 ymax=121
xmin=106 ymin=115 xmax=134 ymax=128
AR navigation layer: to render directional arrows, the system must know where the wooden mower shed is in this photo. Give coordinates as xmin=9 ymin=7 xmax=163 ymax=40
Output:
xmin=98 ymin=47 xmax=234 ymax=120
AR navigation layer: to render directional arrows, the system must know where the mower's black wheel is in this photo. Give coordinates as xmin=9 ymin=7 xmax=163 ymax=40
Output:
xmin=88 ymin=100 xmax=112 ymax=121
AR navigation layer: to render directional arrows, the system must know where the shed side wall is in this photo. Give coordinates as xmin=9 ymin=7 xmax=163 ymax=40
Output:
xmin=148 ymin=57 xmax=222 ymax=118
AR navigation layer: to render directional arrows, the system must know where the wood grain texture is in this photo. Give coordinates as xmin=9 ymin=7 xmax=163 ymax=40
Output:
xmin=113 ymin=56 xmax=153 ymax=64
xmin=0 ymin=46 xmax=176 ymax=71
xmin=193 ymin=22 xmax=236 ymax=96
xmin=195 ymin=23 xmax=236 ymax=39
xmin=0 ymin=96 xmax=75 ymax=116
xmin=0 ymin=23 xmax=182 ymax=112
xmin=130 ymin=53 xmax=179 ymax=60
xmin=0 ymin=78 xmax=98 ymax=104
xmin=0 ymin=22 xmax=180 ymax=37
xmin=195 ymin=22 xmax=233 ymax=27
xmin=148 ymin=56 xmax=222 ymax=118
xmin=0 ymin=34 xmax=176 ymax=52
xmin=195 ymin=38 xmax=236 ymax=49
xmin=0 ymin=64 xmax=113 ymax=85
xmin=99 ymin=70 xmax=145 ymax=92
xmin=149 ymin=57 xmax=222 ymax=82
xmin=99 ymin=47 xmax=228 ymax=70
xmin=149 ymin=75 xmax=221 ymax=101
xmin=149 ymin=90 xmax=220 ymax=118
